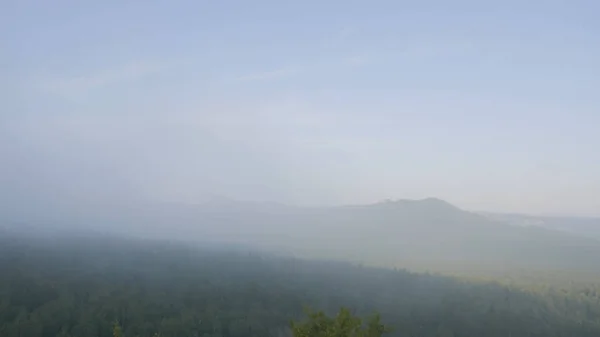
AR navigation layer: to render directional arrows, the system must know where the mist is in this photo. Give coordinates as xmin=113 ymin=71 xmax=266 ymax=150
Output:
xmin=4 ymin=0 xmax=600 ymax=217
xmin=3 ymin=1 xmax=600 ymax=336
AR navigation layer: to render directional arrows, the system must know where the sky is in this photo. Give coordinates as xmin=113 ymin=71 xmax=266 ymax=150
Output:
xmin=2 ymin=0 xmax=600 ymax=217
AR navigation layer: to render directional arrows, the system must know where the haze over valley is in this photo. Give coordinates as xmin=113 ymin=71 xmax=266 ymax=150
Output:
xmin=3 ymin=0 xmax=600 ymax=336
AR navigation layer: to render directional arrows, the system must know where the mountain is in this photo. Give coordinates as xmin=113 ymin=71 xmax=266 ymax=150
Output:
xmin=6 ymin=197 xmax=600 ymax=274
xmin=272 ymin=198 xmax=600 ymax=273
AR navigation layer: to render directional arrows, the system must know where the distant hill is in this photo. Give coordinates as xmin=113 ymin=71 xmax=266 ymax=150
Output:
xmin=269 ymin=198 xmax=600 ymax=273
xmin=6 ymin=197 xmax=600 ymax=274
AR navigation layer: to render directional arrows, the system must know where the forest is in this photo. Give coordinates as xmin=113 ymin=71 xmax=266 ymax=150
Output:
xmin=4 ymin=0 xmax=599 ymax=335
xmin=2 ymin=229 xmax=600 ymax=337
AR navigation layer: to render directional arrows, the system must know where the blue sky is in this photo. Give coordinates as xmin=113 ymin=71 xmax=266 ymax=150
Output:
xmin=2 ymin=0 xmax=600 ymax=216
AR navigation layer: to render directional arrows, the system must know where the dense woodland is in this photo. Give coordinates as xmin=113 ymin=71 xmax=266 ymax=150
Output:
xmin=2 ymin=229 xmax=600 ymax=337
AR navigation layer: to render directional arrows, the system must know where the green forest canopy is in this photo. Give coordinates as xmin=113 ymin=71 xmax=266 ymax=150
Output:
xmin=2 ymin=231 xmax=600 ymax=337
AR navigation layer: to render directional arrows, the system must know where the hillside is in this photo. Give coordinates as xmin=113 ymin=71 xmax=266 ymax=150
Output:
xmin=1 ymin=231 xmax=600 ymax=337
xmin=23 ymin=197 xmax=600 ymax=275
xmin=179 ymin=198 xmax=600 ymax=271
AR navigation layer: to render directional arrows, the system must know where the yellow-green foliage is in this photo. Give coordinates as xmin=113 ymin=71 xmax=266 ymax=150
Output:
xmin=113 ymin=321 xmax=123 ymax=337
xmin=291 ymin=307 xmax=390 ymax=337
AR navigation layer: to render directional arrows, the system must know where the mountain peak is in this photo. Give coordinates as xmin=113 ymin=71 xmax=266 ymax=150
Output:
xmin=418 ymin=197 xmax=457 ymax=208
xmin=371 ymin=197 xmax=459 ymax=211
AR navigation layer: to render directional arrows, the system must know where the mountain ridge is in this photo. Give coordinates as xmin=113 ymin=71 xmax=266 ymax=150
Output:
xmin=4 ymin=197 xmax=600 ymax=274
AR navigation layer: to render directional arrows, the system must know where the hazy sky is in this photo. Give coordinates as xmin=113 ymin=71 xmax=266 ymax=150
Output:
xmin=2 ymin=0 xmax=600 ymax=216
